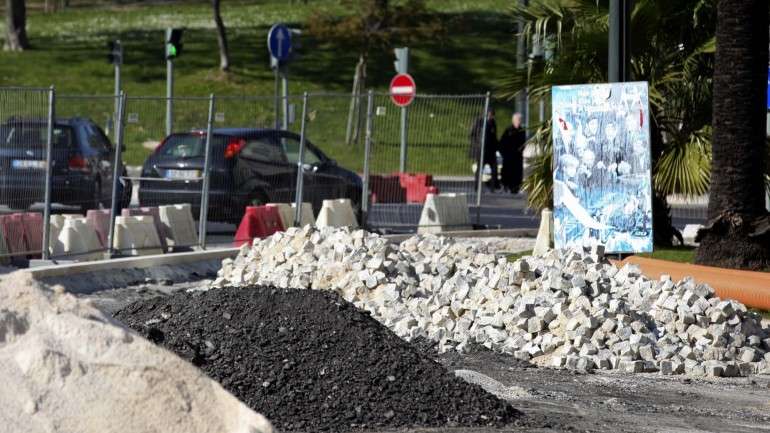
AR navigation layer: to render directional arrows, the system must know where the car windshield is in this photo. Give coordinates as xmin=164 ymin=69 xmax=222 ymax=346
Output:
xmin=0 ymin=124 xmax=74 ymax=149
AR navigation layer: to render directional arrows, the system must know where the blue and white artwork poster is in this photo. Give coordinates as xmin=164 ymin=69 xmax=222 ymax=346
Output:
xmin=551 ymin=82 xmax=653 ymax=253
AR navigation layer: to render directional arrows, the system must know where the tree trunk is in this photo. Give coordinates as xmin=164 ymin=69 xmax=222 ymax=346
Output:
xmin=650 ymin=111 xmax=682 ymax=247
xmin=4 ymin=0 xmax=30 ymax=52
xmin=212 ymin=0 xmax=230 ymax=71
xmin=695 ymin=0 xmax=770 ymax=270
xmin=345 ymin=55 xmax=366 ymax=145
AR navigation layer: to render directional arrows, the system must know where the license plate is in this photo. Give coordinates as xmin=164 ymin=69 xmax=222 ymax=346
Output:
xmin=165 ymin=169 xmax=201 ymax=180
xmin=12 ymin=159 xmax=46 ymax=169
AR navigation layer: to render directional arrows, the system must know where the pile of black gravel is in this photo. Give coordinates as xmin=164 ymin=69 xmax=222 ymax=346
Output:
xmin=114 ymin=286 xmax=522 ymax=432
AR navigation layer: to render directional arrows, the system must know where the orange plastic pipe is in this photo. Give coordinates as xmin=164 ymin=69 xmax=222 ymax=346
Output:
xmin=619 ymin=256 xmax=770 ymax=311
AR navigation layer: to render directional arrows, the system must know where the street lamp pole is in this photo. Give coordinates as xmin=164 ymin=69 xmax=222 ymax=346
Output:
xmin=609 ymin=0 xmax=632 ymax=82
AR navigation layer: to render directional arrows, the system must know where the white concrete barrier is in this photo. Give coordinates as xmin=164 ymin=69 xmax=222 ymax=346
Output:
xmin=159 ymin=204 xmax=198 ymax=249
xmin=532 ymin=208 xmax=553 ymax=256
xmin=53 ymin=217 xmax=104 ymax=261
xmin=417 ymin=193 xmax=471 ymax=234
xmin=316 ymin=199 xmax=358 ymax=229
xmin=86 ymin=209 xmax=111 ymax=248
xmin=268 ymin=202 xmax=315 ymax=228
xmin=113 ymin=216 xmax=164 ymax=256
xmin=122 ymin=207 xmax=167 ymax=251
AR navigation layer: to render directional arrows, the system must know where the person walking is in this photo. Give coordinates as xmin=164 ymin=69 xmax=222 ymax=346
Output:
xmin=499 ymin=112 xmax=526 ymax=193
xmin=469 ymin=107 xmax=499 ymax=191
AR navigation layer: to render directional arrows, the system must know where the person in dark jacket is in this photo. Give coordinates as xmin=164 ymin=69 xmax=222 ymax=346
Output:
xmin=470 ymin=107 xmax=499 ymax=191
xmin=499 ymin=112 xmax=526 ymax=194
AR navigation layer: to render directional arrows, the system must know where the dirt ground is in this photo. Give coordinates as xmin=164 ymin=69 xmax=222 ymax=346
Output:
xmin=80 ymin=281 xmax=770 ymax=433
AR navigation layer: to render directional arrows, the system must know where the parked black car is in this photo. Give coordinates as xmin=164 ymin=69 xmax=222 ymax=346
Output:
xmin=0 ymin=117 xmax=131 ymax=212
xmin=138 ymin=128 xmax=362 ymax=223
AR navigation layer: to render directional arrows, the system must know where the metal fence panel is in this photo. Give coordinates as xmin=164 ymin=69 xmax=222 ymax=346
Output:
xmin=366 ymin=93 xmax=488 ymax=232
xmin=0 ymin=87 xmax=54 ymax=260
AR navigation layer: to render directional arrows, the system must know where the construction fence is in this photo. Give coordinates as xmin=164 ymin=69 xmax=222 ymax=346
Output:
xmin=0 ymin=86 xmax=499 ymax=262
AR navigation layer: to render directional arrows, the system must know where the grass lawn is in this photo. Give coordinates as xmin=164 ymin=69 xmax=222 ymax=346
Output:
xmin=637 ymin=246 xmax=696 ymax=264
xmin=1 ymin=0 xmax=520 ymax=166
xmin=507 ymin=246 xmax=700 ymax=264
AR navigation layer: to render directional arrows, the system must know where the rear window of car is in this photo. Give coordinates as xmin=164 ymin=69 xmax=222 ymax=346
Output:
xmin=0 ymin=124 xmax=74 ymax=149
xmin=158 ymin=134 xmax=232 ymax=158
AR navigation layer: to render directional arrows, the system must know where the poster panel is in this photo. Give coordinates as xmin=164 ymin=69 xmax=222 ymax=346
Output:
xmin=552 ymin=82 xmax=653 ymax=253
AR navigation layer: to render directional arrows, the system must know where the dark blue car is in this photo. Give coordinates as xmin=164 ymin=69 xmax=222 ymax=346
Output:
xmin=0 ymin=118 xmax=131 ymax=212
xmin=138 ymin=128 xmax=362 ymax=223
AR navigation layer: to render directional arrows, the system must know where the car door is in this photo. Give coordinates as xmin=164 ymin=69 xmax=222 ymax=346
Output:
xmin=234 ymin=132 xmax=296 ymax=204
xmin=305 ymin=142 xmax=353 ymax=203
xmin=278 ymin=133 xmax=323 ymax=209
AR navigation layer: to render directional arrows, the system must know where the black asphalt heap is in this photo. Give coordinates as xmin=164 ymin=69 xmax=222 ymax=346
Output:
xmin=115 ymin=286 xmax=522 ymax=432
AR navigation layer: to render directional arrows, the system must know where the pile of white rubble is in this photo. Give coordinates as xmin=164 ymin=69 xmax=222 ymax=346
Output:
xmin=213 ymin=226 xmax=770 ymax=378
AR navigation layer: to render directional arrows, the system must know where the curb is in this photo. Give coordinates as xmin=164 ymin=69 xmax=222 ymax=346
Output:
xmin=29 ymin=247 xmax=239 ymax=294
xmin=30 ymin=228 xmax=535 ymax=293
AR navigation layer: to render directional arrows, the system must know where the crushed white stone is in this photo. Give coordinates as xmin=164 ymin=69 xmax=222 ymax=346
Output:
xmin=213 ymin=226 xmax=770 ymax=377
xmin=0 ymin=271 xmax=274 ymax=433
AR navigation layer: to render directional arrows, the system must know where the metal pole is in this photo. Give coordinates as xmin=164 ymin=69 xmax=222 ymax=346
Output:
xmin=114 ymin=45 xmax=121 ymax=141
xmin=475 ymin=92 xmax=491 ymax=225
xmin=609 ymin=0 xmax=631 ymax=82
xmin=165 ymin=28 xmax=174 ymax=136
xmin=41 ymin=87 xmax=55 ymax=261
xmin=281 ymin=66 xmax=289 ymax=131
xmin=107 ymin=92 xmax=126 ymax=257
xmin=293 ymin=92 xmax=309 ymax=227
xmin=273 ymin=60 xmax=280 ymax=129
xmin=361 ymin=90 xmax=374 ymax=227
xmin=399 ymin=106 xmax=408 ymax=172
xmin=198 ymin=94 xmax=216 ymax=249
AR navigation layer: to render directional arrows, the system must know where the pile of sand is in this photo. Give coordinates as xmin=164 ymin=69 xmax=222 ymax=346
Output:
xmin=0 ymin=271 xmax=273 ymax=433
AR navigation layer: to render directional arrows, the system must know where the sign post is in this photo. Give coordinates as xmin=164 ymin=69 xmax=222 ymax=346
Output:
xmin=390 ymin=72 xmax=416 ymax=173
xmin=268 ymin=24 xmax=293 ymax=130
xmin=165 ymin=28 xmax=184 ymax=136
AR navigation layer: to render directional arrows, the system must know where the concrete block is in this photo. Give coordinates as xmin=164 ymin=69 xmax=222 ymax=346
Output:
xmin=159 ymin=204 xmax=198 ymax=249
xmin=113 ymin=216 xmax=164 ymax=256
xmin=52 ymin=217 xmax=103 ymax=261
xmin=268 ymin=202 xmax=315 ymax=228
xmin=417 ymin=193 xmax=471 ymax=234
xmin=122 ymin=207 xmax=167 ymax=251
xmin=85 ymin=209 xmax=111 ymax=248
xmin=532 ymin=209 xmax=553 ymax=256
xmin=316 ymin=199 xmax=359 ymax=229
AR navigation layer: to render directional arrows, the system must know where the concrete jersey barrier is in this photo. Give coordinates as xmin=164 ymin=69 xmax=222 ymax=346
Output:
xmin=267 ymin=202 xmax=315 ymax=228
xmin=316 ymin=199 xmax=359 ymax=229
xmin=158 ymin=204 xmax=198 ymax=249
xmin=417 ymin=193 xmax=471 ymax=234
xmin=113 ymin=216 xmax=164 ymax=256
xmin=54 ymin=217 xmax=103 ymax=261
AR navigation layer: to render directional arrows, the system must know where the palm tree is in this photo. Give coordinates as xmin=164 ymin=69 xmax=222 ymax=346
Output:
xmin=694 ymin=0 xmax=770 ymax=270
xmin=501 ymin=0 xmax=718 ymax=246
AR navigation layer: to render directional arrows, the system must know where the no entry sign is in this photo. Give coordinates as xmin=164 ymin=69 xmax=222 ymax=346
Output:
xmin=390 ymin=73 xmax=416 ymax=107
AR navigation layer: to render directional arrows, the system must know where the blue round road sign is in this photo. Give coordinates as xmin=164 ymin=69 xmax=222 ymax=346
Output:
xmin=268 ymin=24 xmax=292 ymax=61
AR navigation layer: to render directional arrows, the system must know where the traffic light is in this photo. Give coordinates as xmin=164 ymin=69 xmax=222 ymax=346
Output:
xmin=107 ymin=40 xmax=123 ymax=65
xmin=166 ymin=28 xmax=184 ymax=60
xmin=394 ymin=47 xmax=409 ymax=74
